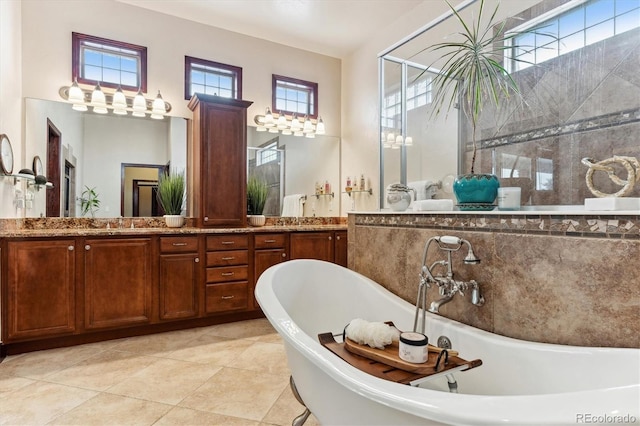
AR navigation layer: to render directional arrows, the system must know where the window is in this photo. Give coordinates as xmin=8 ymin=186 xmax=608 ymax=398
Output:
xmin=509 ymin=0 xmax=640 ymax=71
xmin=72 ymin=32 xmax=146 ymax=92
xmin=257 ymin=140 xmax=279 ymax=166
xmin=273 ymin=75 xmax=318 ymax=118
xmin=383 ymin=74 xmax=432 ymax=128
xmin=185 ymin=56 xmax=242 ymax=100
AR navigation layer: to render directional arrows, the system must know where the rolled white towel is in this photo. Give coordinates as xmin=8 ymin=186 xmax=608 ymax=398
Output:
xmin=344 ymin=318 xmax=399 ymax=349
xmin=412 ymin=199 xmax=454 ymax=211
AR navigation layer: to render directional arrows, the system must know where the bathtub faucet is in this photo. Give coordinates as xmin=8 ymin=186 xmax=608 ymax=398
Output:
xmin=413 ymin=236 xmax=485 ymax=333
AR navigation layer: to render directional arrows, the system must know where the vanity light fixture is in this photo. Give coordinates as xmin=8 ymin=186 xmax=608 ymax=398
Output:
xmin=59 ymin=81 xmax=172 ymax=119
xmin=254 ymin=107 xmax=326 ymax=138
xmin=383 ymin=131 xmax=413 ymax=149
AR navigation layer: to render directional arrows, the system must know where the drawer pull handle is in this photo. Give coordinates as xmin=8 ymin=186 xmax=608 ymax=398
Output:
xmin=264 ymin=239 xmax=276 ymax=243
xmin=85 ymin=245 xmax=91 ymax=251
xmin=221 ymin=256 xmax=235 ymax=261
xmin=221 ymin=241 xmax=235 ymax=245
xmin=68 ymin=246 xmax=74 ymax=251
xmin=336 ymin=236 xmax=341 ymax=240
xmin=221 ymin=272 xmax=235 ymax=277
xmin=195 ymin=258 xmax=200 ymax=263
xmin=282 ymin=253 xmax=286 ymax=258
xmin=221 ymin=295 xmax=235 ymax=300
xmin=328 ymin=236 xmax=332 ymax=240
xmin=172 ymin=242 xmax=188 ymax=246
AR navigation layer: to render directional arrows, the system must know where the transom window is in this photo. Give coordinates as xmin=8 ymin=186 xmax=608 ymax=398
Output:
xmin=257 ymin=140 xmax=279 ymax=166
xmin=509 ymin=0 xmax=640 ymax=71
xmin=383 ymin=75 xmax=432 ymax=128
xmin=72 ymin=32 xmax=146 ymax=92
xmin=185 ymin=56 xmax=242 ymax=100
xmin=273 ymin=75 xmax=318 ymax=119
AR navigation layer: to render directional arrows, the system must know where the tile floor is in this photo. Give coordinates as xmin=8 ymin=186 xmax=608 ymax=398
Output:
xmin=0 ymin=319 xmax=320 ymax=426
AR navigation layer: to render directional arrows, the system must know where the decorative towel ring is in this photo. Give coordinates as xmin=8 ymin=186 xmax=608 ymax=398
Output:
xmin=581 ymin=156 xmax=640 ymax=198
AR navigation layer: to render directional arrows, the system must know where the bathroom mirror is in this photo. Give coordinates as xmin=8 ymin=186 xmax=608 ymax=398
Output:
xmin=380 ymin=0 xmax=640 ymax=206
xmin=247 ymin=127 xmax=340 ymax=217
xmin=23 ymin=97 xmax=187 ymax=218
xmin=21 ymin=98 xmax=341 ymax=219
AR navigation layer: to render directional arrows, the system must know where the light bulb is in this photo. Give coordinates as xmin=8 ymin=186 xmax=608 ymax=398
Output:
xmin=264 ymin=107 xmax=275 ymax=127
xmin=315 ymin=116 xmax=325 ymax=135
xmin=151 ymin=90 xmax=166 ymax=119
xmin=91 ymin=84 xmax=107 ymax=114
xmin=112 ymin=87 xmax=128 ymax=115
xmin=69 ymin=79 xmax=87 ymax=111
xmin=132 ymin=89 xmax=146 ymax=117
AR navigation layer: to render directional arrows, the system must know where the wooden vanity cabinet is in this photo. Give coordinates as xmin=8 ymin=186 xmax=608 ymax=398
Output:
xmin=205 ymin=234 xmax=250 ymax=314
xmin=290 ymin=230 xmax=348 ymax=265
xmin=83 ymin=237 xmax=154 ymax=330
xmin=3 ymin=239 xmax=77 ymax=342
xmin=188 ymin=94 xmax=253 ymax=228
xmin=253 ymin=233 xmax=288 ymax=309
xmin=159 ymin=236 xmax=200 ymax=320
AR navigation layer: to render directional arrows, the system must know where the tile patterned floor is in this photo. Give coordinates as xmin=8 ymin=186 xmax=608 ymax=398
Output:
xmin=0 ymin=319 xmax=320 ymax=426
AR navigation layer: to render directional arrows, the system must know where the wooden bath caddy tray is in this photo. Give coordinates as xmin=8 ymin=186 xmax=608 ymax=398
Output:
xmin=318 ymin=325 xmax=482 ymax=385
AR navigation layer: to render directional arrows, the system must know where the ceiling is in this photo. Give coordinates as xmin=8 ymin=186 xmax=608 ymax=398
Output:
xmin=115 ymin=0 xmax=425 ymax=59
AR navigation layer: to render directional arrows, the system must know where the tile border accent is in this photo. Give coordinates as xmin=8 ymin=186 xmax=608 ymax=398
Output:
xmin=353 ymin=213 xmax=640 ymax=239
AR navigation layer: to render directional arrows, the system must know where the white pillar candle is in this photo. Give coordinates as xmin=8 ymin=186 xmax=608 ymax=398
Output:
xmin=498 ymin=187 xmax=521 ymax=210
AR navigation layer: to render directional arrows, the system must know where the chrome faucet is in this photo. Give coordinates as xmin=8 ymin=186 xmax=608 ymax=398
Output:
xmin=413 ymin=236 xmax=485 ymax=334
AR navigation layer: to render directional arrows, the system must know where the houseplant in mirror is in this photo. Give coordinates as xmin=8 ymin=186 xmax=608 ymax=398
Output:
xmin=426 ymin=0 xmax=527 ymax=209
xmin=157 ymin=169 xmax=185 ymax=227
xmin=247 ymin=175 xmax=268 ymax=227
xmin=80 ymin=186 xmax=100 ymax=218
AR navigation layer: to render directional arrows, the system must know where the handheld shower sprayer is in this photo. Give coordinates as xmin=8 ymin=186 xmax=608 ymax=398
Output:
xmin=435 ymin=236 xmax=480 ymax=265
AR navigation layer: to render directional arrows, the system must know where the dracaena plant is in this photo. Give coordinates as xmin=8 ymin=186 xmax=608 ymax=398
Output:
xmin=425 ymin=0 xmax=529 ymax=173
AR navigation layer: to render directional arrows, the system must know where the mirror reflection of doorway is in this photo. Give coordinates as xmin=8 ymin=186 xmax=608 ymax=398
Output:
xmin=121 ymin=163 xmax=167 ymax=217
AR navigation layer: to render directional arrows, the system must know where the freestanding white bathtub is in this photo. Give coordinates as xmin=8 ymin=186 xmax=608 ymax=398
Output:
xmin=255 ymin=259 xmax=640 ymax=426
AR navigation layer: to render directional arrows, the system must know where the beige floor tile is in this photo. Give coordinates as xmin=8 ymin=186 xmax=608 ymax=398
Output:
xmin=204 ymin=318 xmax=277 ymax=340
xmin=110 ymin=327 xmax=210 ymax=356
xmin=165 ymin=334 xmax=254 ymax=365
xmin=261 ymin=383 xmax=321 ymax=426
xmin=229 ymin=341 xmax=290 ymax=376
xmin=155 ymin=406 xmax=261 ymax=426
xmin=255 ymin=332 xmax=285 ymax=344
xmin=0 ymin=380 xmax=97 ymax=425
xmin=107 ymin=358 xmax=221 ymax=404
xmin=179 ymin=367 xmax=289 ymax=421
xmin=49 ymin=392 xmax=171 ymax=425
xmin=0 ymin=344 xmax=106 ymax=380
xmin=44 ymin=350 xmax=158 ymax=391
xmin=0 ymin=373 xmax=34 ymax=394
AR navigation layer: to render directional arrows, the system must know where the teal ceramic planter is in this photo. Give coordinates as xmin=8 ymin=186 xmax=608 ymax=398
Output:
xmin=453 ymin=174 xmax=500 ymax=204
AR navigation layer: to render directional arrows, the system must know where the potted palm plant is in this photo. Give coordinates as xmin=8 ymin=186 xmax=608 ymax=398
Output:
xmin=157 ymin=169 xmax=185 ymax=227
xmin=247 ymin=175 xmax=268 ymax=226
xmin=427 ymin=0 xmax=527 ymax=208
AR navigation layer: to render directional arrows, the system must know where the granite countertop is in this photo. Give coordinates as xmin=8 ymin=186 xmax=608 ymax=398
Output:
xmin=0 ymin=217 xmax=347 ymax=238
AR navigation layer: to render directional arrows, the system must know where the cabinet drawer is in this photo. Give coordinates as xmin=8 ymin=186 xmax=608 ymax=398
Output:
xmin=206 ymin=265 xmax=248 ymax=283
xmin=206 ymin=250 xmax=248 ymax=267
xmin=254 ymin=233 xmax=286 ymax=249
xmin=206 ymin=235 xmax=249 ymax=251
xmin=160 ymin=236 xmax=199 ymax=253
xmin=206 ymin=282 xmax=248 ymax=313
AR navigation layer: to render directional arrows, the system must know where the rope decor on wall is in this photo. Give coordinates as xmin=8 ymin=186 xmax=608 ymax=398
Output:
xmin=581 ymin=156 xmax=640 ymax=198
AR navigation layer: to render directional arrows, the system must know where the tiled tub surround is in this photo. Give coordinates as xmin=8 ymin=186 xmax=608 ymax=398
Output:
xmin=348 ymin=212 xmax=640 ymax=348
xmin=466 ymin=26 xmax=640 ymax=205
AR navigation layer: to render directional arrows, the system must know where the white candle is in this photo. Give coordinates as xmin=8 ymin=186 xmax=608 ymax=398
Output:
xmin=498 ymin=187 xmax=521 ymax=210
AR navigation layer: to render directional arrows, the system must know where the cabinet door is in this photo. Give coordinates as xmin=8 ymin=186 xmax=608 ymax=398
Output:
xmin=159 ymin=253 xmax=199 ymax=320
xmin=4 ymin=239 xmax=76 ymax=341
xmin=253 ymin=248 xmax=287 ymax=309
xmin=189 ymin=95 xmax=253 ymax=227
xmin=334 ymin=231 xmax=348 ymax=267
xmin=290 ymin=232 xmax=333 ymax=262
xmin=84 ymin=238 xmax=153 ymax=329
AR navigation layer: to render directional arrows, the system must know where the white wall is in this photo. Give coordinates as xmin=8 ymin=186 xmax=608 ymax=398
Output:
xmin=0 ymin=0 xmax=22 ymax=218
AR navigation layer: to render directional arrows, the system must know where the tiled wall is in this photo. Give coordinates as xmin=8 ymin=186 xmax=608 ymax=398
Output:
xmin=348 ymin=213 xmax=640 ymax=348
xmin=468 ymin=27 xmax=640 ymax=204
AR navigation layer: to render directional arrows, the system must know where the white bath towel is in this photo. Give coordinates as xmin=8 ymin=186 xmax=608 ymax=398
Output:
xmin=412 ymin=199 xmax=454 ymax=211
xmin=407 ymin=180 xmax=436 ymax=201
xmin=281 ymin=194 xmax=305 ymax=217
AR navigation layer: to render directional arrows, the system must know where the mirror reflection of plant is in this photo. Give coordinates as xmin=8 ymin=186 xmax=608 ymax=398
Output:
xmin=80 ymin=186 xmax=100 ymax=218
xmin=156 ymin=169 xmax=185 ymax=215
xmin=247 ymin=175 xmax=268 ymax=215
